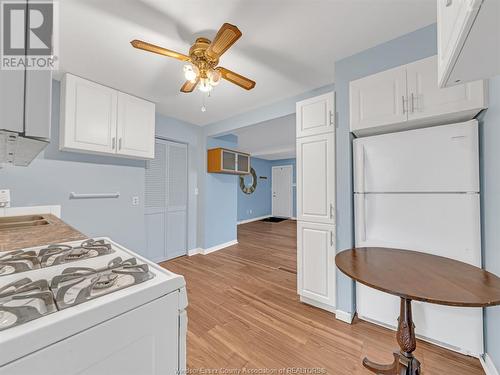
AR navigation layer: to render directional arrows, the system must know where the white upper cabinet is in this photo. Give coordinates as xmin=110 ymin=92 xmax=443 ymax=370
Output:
xmin=61 ymin=74 xmax=117 ymax=154
xmin=350 ymin=55 xmax=487 ymax=137
xmin=297 ymin=132 xmax=335 ymax=225
xmin=350 ymin=66 xmax=408 ymax=135
xmin=407 ymin=56 xmax=487 ymax=123
xmin=60 ymin=74 xmax=155 ymax=159
xmin=296 ymin=92 xmax=335 ymax=138
xmin=117 ymin=92 xmax=155 ymax=159
xmin=437 ymin=0 xmax=499 ymax=88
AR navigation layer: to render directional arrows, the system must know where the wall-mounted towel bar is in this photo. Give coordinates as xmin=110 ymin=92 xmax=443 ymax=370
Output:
xmin=69 ymin=192 xmax=120 ymax=200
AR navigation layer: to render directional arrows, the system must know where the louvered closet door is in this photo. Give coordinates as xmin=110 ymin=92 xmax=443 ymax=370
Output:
xmin=145 ymin=139 xmax=188 ymax=262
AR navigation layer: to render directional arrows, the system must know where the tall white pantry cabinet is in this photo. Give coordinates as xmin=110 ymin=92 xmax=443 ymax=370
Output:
xmin=296 ymin=92 xmax=336 ymax=313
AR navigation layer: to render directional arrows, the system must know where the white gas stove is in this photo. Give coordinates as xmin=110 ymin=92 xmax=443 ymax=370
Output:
xmin=0 ymin=238 xmax=187 ymax=375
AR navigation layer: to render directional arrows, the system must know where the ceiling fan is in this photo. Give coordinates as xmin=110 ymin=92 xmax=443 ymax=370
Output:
xmin=130 ymin=23 xmax=256 ymax=94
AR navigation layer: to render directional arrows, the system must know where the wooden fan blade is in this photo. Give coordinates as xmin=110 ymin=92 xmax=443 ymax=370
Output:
xmin=205 ymin=23 xmax=242 ymax=59
xmin=180 ymin=78 xmax=199 ymax=93
xmin=218 ymin=67 xmax=255 ymax=90
xmin=130 ymin=40 xmax=190 ymax=62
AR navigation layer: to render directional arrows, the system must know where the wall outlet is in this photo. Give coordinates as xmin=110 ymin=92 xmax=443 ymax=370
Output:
xmin=194 ymin=188 xmax=199 ymax=195
xmin=132 ymin=196 xmax=139 ymax=206
xmin=0 ymin=189 xmax=11 ymax=208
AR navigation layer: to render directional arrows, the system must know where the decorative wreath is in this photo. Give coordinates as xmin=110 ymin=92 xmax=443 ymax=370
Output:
xmin=239 ymin=167 xmax=257 ymax=194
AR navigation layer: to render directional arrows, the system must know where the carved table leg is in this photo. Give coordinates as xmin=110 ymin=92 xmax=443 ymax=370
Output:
xmin=362 ymin=298 xmax=421 ymax=375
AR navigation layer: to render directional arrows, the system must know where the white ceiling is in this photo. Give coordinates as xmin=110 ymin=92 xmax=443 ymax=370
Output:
xmin=232 ymin=114 xmax=296 ymax=160
xmin=57 ymin=0 xmax=436 ymax=126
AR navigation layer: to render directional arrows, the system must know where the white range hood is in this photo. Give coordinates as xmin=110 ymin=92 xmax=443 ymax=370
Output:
xmin=0 ymin=131 xmax=48 ymax=167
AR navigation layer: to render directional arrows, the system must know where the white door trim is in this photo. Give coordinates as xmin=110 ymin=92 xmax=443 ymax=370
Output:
xmin=271 ymin=165 xmax=293 ymax=218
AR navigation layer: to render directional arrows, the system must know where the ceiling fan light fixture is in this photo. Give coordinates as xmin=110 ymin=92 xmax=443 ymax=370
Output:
xmin=130 ymin=23 xmax=255 ymax=95
xmin=208 ymin=69 xmax=221 ymax=86
xmin=183 ymin=64 xmax=198 ymax=82
xmin=198 ymin=78 xmax=213 ymax=92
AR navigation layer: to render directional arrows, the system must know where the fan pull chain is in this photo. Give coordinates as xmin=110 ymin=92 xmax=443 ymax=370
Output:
xmin=201 ymin=91 xmax=211 ymax=112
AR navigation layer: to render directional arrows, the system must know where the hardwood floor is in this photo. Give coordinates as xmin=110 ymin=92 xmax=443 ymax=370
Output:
xmin=161 ymin=220 xmax=484 ymax=374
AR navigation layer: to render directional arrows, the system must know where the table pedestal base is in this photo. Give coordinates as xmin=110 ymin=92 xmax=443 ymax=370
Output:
xmin=363 ymin=298 xmax=421 ymax=375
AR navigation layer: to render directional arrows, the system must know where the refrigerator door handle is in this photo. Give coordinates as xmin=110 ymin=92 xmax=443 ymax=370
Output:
xmin=355 ymin=194 xmax=366 ymax=243
xmin=354 ymin=143 xmax=365 ymax=193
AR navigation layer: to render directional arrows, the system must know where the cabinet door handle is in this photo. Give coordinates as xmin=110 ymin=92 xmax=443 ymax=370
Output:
xmin=329 ymin=110 xmax=334 ymax=126
xmin=330 ymin=231 xmax=334 ymax=246
xmin=112 ymin=137 xmax=116 ymax=150
xmin=330 ymin=203 xmax=334 ymax=220
xmin=402 ymin=96 xmax=406 ymax=114
xmin=446 ymin=0 xmax=452 ymax=7
xmin=118 ymin=138 xmax=122 ymax=150
xmin=411 ymin=93 xmax=415 ymax=113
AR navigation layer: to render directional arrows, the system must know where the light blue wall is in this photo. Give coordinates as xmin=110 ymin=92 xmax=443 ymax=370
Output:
xmin=270 ymin=158 xmax=297 ymax=218
xmin=0 ymin=80 xmax=202 ymax=255
xmin=203 ymin=136 xmax=238 ymax=248
xmin=480 ymin=75 xmax=500 ymax=370
xmin=204 ymin=84 xmax=335 ymax=137
xmin=237 ymin=157 xmax=297 ymax=223
xmin=238 ymin=157 xmax=272 ymax=222
xmin=200 ymin=84 xmax=334 ymax=248
xmin=334 ymin=24 xmax=437 ymax=313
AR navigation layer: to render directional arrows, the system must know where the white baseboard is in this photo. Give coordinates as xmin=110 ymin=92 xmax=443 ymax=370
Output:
xmin=481 ymin=354 xmax=500 ymax=375
xmin=299 ymin=296 xmax=336 ymax=313
xmin=335 ymin=309 xmax=355 ymax=324
xmin=188 ymin=240 xmax=238 ymax=256
xmin=237 ymin=215 xmax=271 ymax=225
xmin=187 ymin=248 xmax=203 ymax=256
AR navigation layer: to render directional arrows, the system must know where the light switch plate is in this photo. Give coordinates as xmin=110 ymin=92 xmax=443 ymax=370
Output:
xmin=0 ymin=189 xmax=11 ymax=208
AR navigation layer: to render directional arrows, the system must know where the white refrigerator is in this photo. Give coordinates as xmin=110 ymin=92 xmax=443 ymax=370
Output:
xmin=353 ymin=120 xmax=483 ymax=357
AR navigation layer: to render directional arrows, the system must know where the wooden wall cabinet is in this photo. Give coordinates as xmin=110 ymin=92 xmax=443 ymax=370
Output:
xmin=207 ymin=148 xmax=250 ymax=174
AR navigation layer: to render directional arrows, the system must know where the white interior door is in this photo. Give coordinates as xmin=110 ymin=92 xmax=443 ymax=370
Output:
xmin=145 ymin=139 xmax=188 ymax=262
xmin=272 ymin=165 xmax=293 ymax=218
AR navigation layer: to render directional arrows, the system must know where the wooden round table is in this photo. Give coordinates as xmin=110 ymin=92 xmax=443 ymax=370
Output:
xmin=335 ymin=247 xmax=500 ymax=375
